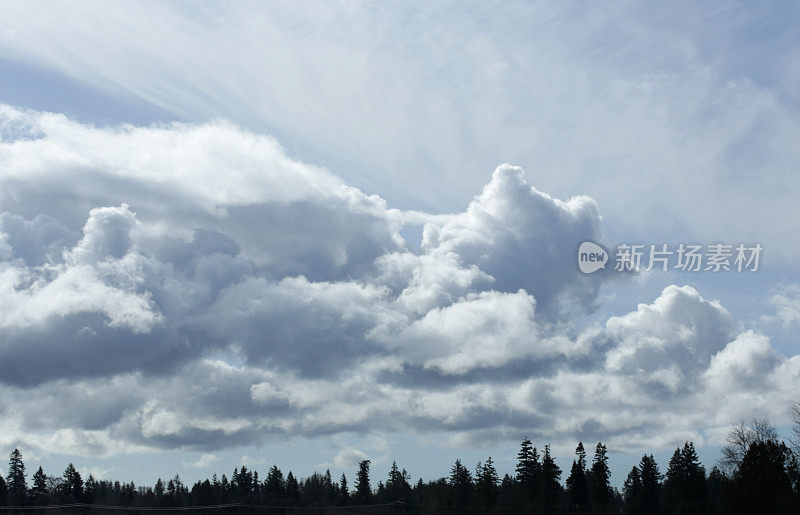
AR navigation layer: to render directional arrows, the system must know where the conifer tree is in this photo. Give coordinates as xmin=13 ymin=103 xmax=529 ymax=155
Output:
xmin=566 ymin=442 xmax=588 ymax=507
xmin=540 ymin=444 xmax=562 ymax=508
xmin=638 ymin=454 xmax=661 ymax=511
xmin=285 ymin=471 xmax=300 ymax=505
xmin=706 ymin=466 xmax=730 ymax=511
xmin=339 ymin=473 xmax=350 ymax=505
xmin=219 ymin=474 xmax=229 ymax=502
xmin=7 ymin=449 xmax=26 ymax=505
xmin=235 ymin=465 xmax=253 ymax=499
xmin=515 ymin=438 xmax=536 ymax=493
xmin=475 ymin=457 xmax=498 ymax=506
xmin=30 ymin=466 xmax=48 ymax=505
xmin=734 ymin=439 xmax=794 ymax=512
xmin=449 ymin=459 xmax=473 ymax=505
xmin=323 ymin=469 xmax=338 ymax=503
xmin=264 ymin=465 xmax=285 ymax=504
xmin=0 ymin=473 xmax=6 ymax=506
xmin=84 ymin=475 xmax=98 ymax=504
xmin=623 ymin=465 xmax=642 ymax=510
xmin=154 ymin=477 xmax=165 ymax=504
xmin=354 ymin=459 xmax=372 ymax=504
xmin=386 ymin=461 xmax=411 ymax=501
xmin=664 ymin=442 xmax=707 ymax=512
xmin=60 ymin=463 xmax=83 ymax=503
xmin=588 ymin=442 xmax=611 ymax=508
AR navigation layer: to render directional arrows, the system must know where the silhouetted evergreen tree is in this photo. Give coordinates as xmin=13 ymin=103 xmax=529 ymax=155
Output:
xmin=0 ymin=473 xmax=6 ymax=506
xmin=233 ymin=465 xmax=254 ymax=500
xmin=154 ymin=477 xmax=165 ymax=505
xmin=219 ymin=473 xmax=229 ymax=502
xmin=300 ymin=472 xmax=327 ymax=506
xmin=498 ymin=473 xmax=517 ymax=507
xmin=449 ymin=458 xmax=473 ymax=506
xmin=386 ymin=461 xmax=411 ymax=502
xmin=663 ymin=442 xmax=707 ymax=514
xmin=7 ymin=449 xmax=26 ymax=506
xmin=733 ymin=439 xmax=795 ymax=513
xmin=540 ymin=444 xmax=562 ymax=509
xmin=623 ymin=465 xmax=642 ymax=512
xmin=515 ymin=437 xmax=538 ymax=502
xmin=638 ymin=454 xmax=662 ymax=511
xmin=589 ymin=442 xmax=612 ymax=509
xmin=566 ymin=441 xmax=589 ymax=508
xmin=166 ymin=474 xmax=187 ymax=505
xmin=681 ymin=441 xmax=707 ymax=508
xmin=29 ymin=466 xmax=48 ymax=505
xmin=338 ymin=473 xmax=350 ymax=505
xmin=413 ymin=477 xmax=449 ymax=508
xmin=706 ymin=466 xmax=731 ymax=513
xmin=211 ymin=474 xmax=220 ymax=501
xmin=354 ymin=459 xmax=372 ymax=504
xmin=190 ymin=479 xmax=215 ymax=505
xmin=123 ymin=481 xmax=137 ymax=505
xmin=475 ymin=457 xmax=499 ymax=506
xmin=264 ymin=465 xmax=285 ymax=504
xmin=85 ymin=475 xmax=99 ymax=504
xmin=323 ymin=469 xmax=337 ymax=503
xmin=285 ymin=471 xmax=301 ymax=505
xmin=611 ymin=486 xmax=624 ymax=511
xmin=60 ymin=463 xmax=83 ymax=503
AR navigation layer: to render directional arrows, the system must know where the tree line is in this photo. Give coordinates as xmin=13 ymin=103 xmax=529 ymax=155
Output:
xmin=0 ymin=418 xmax=798 ymax=513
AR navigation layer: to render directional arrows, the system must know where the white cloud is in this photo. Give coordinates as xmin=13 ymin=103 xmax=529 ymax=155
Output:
xmin=421 ymin=164 xmax=603 ymax=316
xmin=0 ymin=105 xmax=796 ymax=460
xmin=603 ymin=285 xmax=737 ymax=378
xmin=184 ymin=453 xmax=221 ymax=469
xmin=704 ymin=330 xmax=782 ymax=392
xmin=2 ymin=1 xmax=799 ymax=266
xmin=766 ymin=285 xmax=800 ymax=328
xmin=332 ymin=448 xmax=370 ymax=470
xmin=388 ymin=289 xmax=543 ymax=374
xmin=78 ymin=465 xmax=114 ymax=481
xmin=0 ymin=204 xmax=163 ymax=334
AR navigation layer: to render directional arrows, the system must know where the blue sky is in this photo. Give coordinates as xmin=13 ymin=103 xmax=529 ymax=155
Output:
xmin=0 ymin=1 xmax=798 ymax=490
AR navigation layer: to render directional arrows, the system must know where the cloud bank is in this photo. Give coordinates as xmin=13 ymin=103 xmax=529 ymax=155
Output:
xmin=3 ymin=0 xmax=800 ymax=264
xmin=0 ymin=105 xmax=797 ymax=458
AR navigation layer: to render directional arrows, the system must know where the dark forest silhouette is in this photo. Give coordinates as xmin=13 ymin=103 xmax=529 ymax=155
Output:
xmin=1 ymin=416 xmax=799 ymax=513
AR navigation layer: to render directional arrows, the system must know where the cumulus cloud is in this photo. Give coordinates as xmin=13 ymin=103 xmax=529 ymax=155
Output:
xmin=704 ymin=331 xmax=783 ymax=392
xmin=332 ymin=448 xmax=369 ymax=469
xmin=0 ymin=204 xmax=162 ymax=338
xmin=602 ymin=285 xmax=738 ymax=383
xmin=0 ymin=105 xmax=797 ymax=459
xmin=387 ymin=290 xmax=542 ymax=375
xmin=3 ymin=0 xmax=800 ymax=268
xmin=184 ymin=453 xmax=221 ymax=469
xmin=421 ymin=164 xmax=604 ymax=315
xmin=765 ymin=285 xmax=800 ymax=328
xmin=0 ymin=212 xmax=77 ymax=265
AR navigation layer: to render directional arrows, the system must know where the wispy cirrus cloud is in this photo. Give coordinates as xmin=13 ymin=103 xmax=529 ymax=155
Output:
xmin=2 ymin=1 xmax=799 ymax=265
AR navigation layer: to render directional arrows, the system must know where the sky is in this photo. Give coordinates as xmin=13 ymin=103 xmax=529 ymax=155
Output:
xmin=0 ymin=0 xmax=799 ymax=490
